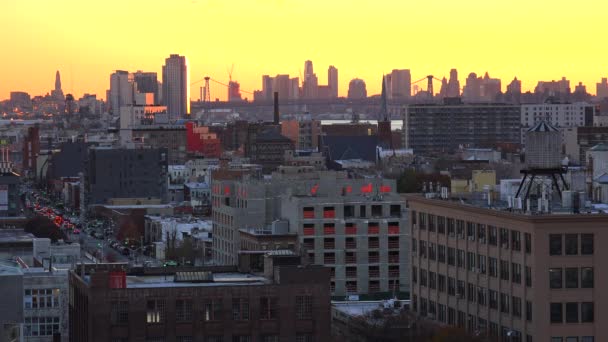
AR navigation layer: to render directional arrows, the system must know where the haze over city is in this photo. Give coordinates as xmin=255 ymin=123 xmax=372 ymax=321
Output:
xmin=2 ymin=0 xmax=607 ymax=100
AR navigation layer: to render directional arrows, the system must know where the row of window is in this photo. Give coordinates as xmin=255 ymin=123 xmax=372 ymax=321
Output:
xmin=412 ymin=296 xmax=528 ymax=342
xmin=549 ymin=234 xmax=594 ymax=256
xmin=302 ymin=222 xmax=401 ymax=236
xmin=303 ymin=204 xmax=402 ymax=219
xmin=112 ymin=296 xmax=313 ymax=325
xmin=318 ymin=251 xmax=400 ymax=265
xmin=23 ymin=316 xmax=60 ymax=337
xmin=412 ymin=211 xmax=532 ymax=254
xmin=549 ymin=267 xmax=594 ymax=289
xmin=412 ymin=244 xmax=533 ymax=286
xmin=413 ymin=270 xmax=531 ymax=320
xmin=550 ymin=302 xmax=594 ymax=324
xmin=551 ymin=337 xmax=595 ymax=342
xmin=302 ymin=236 xmax=400 ymax=250
xmin=329 ymin=279 xmax=400 ymax=294
xmin=24 ymin=288 xmax=61 ymax=309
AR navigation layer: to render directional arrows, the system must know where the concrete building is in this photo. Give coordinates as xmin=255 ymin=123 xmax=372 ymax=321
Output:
xmin=245 ymin=128 xmax=294 ymax=173
xmin=130 ymin=125 xmax=187 ymax=164
xmin=408 ymin=194 xmax=604 ymax=342
xmin=69 ymin=260 xmax=331 ymax=342
xmin=0 ymin=260 xmax=24 ymax=342
xmin=280 ymin=114 xmax=322 ymax=151
xmin=132 ymin=71 xmax=160 ymax=104
xmin=402 ymin=103 xmax=521 ymax=155
xmin=109 ymin=70 xmax=134 ymax=115
xmin=328 ymin=66 xmax=339 ymax=99
xmin=389 ymin=69 xmax=411 ymax=100
xmin=564 ymin=126 xmax=608 ymax=164
xmin=596 ymin=78 xmax=608 ymax=100
xmin=521 ymin=102 xmax=595 ymax=145
xmin=212 ymin=168 xmax=408 ymax=297
xmin=86 ymin=147 xmax=168 ymax=205
xmin=144 ymin=215 xmax=212 ymax=244
xmin=162 ymin=54 xmax=190 ymax=118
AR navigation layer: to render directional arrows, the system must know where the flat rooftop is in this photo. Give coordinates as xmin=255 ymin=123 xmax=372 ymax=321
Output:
xmin=85 ymin=272 xmax=269 ymax=288
xmin=0 ymin=229 xmax=35 ymax=243
xmin=332 ymin=299 xmax=411 ymax=317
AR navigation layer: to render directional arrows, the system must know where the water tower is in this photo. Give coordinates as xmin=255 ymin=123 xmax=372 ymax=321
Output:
xmin=515 ymin=121 xmax=569 ymax=200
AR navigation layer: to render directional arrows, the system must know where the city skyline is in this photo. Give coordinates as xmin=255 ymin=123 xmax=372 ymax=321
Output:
xmin=1 ymin=0 xmax=607 ymax=101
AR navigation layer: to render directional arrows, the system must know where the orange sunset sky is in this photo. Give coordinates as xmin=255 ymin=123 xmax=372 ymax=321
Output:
xmin=1 ymin=0 xmax=606 ymax=101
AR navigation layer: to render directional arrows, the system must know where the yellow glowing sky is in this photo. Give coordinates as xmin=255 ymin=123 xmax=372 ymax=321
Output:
xmin=1 ymin=0 xmax=607 ymax=101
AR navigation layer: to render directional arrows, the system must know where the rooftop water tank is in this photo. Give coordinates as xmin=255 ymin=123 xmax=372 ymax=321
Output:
xmin=525 ymin=121 xmax=562 ymax=169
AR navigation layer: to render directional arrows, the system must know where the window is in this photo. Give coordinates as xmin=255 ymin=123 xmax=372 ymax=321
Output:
xmin=438 ymin=275 xmax=446 ymax=292
xmin=457 ymin=249 xmax=465 ymax=268
xmin=565 ymin=234 xmax=578 ymax=255
xmin=448 ymin=307 xmax=455 ymax=325
xmin=420 ymin=269 xmax=427 ymax=287
xmin=447 ymin=218 xmax=455 ymax=236
xmin=176 ymin=299 xmax=193 ymax=322
xmin=565 ymin=268 xmax=578 ymax=288
xmin=525 ymin=266 xmax=532 ymax=287
xmin=467 ymin=283 xmax=475 ymax=302
xmin=437 ymin=216 xmax=446 ymax=234
xmin=550 ymin=268 xmax=563 ymax=289
xmin=500 ymin=293 xmax=509 ymax=313
xmin=512 ymin=263 xmax=521 ymax=284
xmin=551 ymin=338 xmax=563 ymax=342
xmin=477 ymin=287 xmax=486 ymax=306
xmin=478 ymin=224 xmax=486 ymax=243
xmin=411 ymin=238 xmax=417 ymax=253
xmin=260 ymin=297 xmax=277 ymax=320
xmin=447 ymin=247 xmax=455 ymax=266
xmin=525 ymin=232 xmax=532 ymax=253
xmin=23 ymin=317 xmax=60 ymax=337
xmin=371 ymin=205 xmax=382 ymax=217
xmin=526 ymin=300 xmax=533 ymax=321
xmin=429 ymin=243 xmax=437 ymax=261
xmin=232 ymin=336 xmax=251 ymax=342
xmin=500 ymin=260 xmax=509 ymax=281
xmin=466 ymin=222 xmax=475 ymax=240
xmin=24 ymin=288 xmax=60 ymax=309
xmin=457 ymin=280 xmax=465 ymax=299
xmin=429 ymin=272 xmax=437 ymax=289
xmin=438 ymin=245 xmax=446 ymax=263
xmin=232 ymin=298 xmax=250 ymax=320
xmin=428 ymin=214 xmax=436 ymax=232
xmin=581 ymin=302 xmax=594 ymax=322
xmin=438 ymin=304 xmax=446 ymax=322
xmin=489 ymin=257 xmax=498 ymax=277
xmin=344 ymin=205 xmax=354 ymax=218
xmin=581 ymin=267 xmax=594 ymax=288
xmin=260 ymin=336 xmax=278 ymax=342
xmin=206 ymin=336 xmax=224 ymax=342
xmin=456 ymin=220 xmax=464 ymax=238
xmin=566 ymin=302 xmax=579 ymax=323
xmin=499 ymin=228 xmax=509 ymax=248
xmin=111 ymin=301 xmax=129 ymax=325
xmin=511 ymin=230 xmax=521 ymax=251
xmin=448 ymin=277 xmax=456 ymax=296
xmin=512 ymin=296 xmax=522 ymax=317
xmin=489 ymin=290 xmax=498 ymax=309
xmin=419 ymin=240 xmax=427 ymax=258
xmin=296 ymin=296 xmax=312 ymax=320
xmin=489 ymin=226 xmax=497 ymax=245
xmin=467 ymin=252 xmax=475 ymax=271
xmin=412 ymin=266 xmax=417 ymax=283
xmin=581 ymin=234 xmax=594 ymax=255
xmin=177 ymin=337 xmax=193 ymax=342
xmin=565 ymin=338 xmax=579 ymax=342
xmin=147 ymin=300 xmax=166 ymax=324
xmin=204 ymin=299 xmax=222 ymax=321
xmin=550 ymin=303 xmax=563 ymax=323
xmin=478 ymin=255 xmax=486 ymax=274
xmin=581 ymin=337 xmax=594 ymax=342
xmin=295 ymin=334 xmax=313 ymax=342
xmin=550 ymin=234 xmax=562 ymax=255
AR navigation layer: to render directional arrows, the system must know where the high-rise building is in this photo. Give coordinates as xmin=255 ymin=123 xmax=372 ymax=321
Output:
xmin=390 ymin=69 xmax=412 ymax=99
xmin=347 ymin=79 xmax=367 ymax=99
xmin=162 ymin=54 xmax=190 ymax=118
xmin=447 ymin=69 xmax=460 ymax=98
xmin=328 ymin=66 xmax=338 ymax=98
xmin=132 ymin=71 xmax=159 ymax=104
xmin=408 ymin=194 xmax=605 ymax=342
xmin=303 ymin=60 xmax=318 ymax=99
xmin=481 ymin=72 xmax=502 ymax=102
xmin=462 ymin=72 xmax=501 ymax=102
xmin=462 ymin=73 xmax=482 ymax=102
xmin=109 ymin=70 xmax=134 ymax=114
xmin=505 ymin=77 xmax=522 ymax=104
xmin=51 ymin=70 xmax=64 ymax=101
xmin=272 ymin=75 xmax=291 ymax=100
xmin=596 ymin=78 xmax=608 ymax=100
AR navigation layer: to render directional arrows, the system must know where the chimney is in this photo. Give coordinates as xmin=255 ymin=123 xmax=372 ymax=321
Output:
xmin=273 ymin=92 xmax=280 ymax=125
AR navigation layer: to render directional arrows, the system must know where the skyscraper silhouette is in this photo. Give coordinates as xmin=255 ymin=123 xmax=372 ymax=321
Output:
xmin=162 ymin=54 xmax=190 ymax=118
xmin=328 ymin=66 xmax=338 ymax=98
xmin=52 ymin=70 xmax=64 ymax=101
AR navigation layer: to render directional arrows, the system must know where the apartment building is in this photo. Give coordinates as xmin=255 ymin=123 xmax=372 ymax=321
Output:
xmin=407 ymin=194 xmax=604 ymax=342
xmin=69 ymin=259 xmax=331 ymax=342
xmin=212 ymin=167 xmax=409 ymax=297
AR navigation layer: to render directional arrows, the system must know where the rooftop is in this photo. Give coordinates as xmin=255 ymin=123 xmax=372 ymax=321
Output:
xmin=0 ymin=229 xmax=35 ymax=243
xmin=85 ymin=272 xmax=269 ymax=288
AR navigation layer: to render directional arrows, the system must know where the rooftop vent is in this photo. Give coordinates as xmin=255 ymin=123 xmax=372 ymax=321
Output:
xmin=174 ymin=271 xmax=213 ymax=283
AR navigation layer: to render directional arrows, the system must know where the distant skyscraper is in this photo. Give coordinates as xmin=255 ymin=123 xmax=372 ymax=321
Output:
xmin=446 ymin=68 xmax=460 ymax=98
xmin=535 ymin=77 xmax=571 ymax=102
xmin=462 ymin=73 xmax=481 ymax=102
xmin=109 ymin=70 xmax=134 ymax=114
xmin=597 ymin=78 xmax=608 ymax=99
xmin=462 ymin=72 xmax=501 ymax=102
xmin=481 ymin=72 xmax=501 ymax=102
xmin=328 ymin=66 xmax=338 ymax=98
xmin=347 ymin=79 xmax=367 ymax=99
xmin=303 ymin=60 xmax=318 ymax=99
xmin=51 ymin=70 xmax=64 ymax=101
xmin=389 ymin=69 xmax=411 ymax=99
xmin=162 ymin=54 xmax=190 ymax=118
xmin=505 ymin=77 xmax=522 ymax=104
xmin=272 ymin=74 xmax=291 ymax=100
xmin=133 ymin=71 xmax=159 ymax=104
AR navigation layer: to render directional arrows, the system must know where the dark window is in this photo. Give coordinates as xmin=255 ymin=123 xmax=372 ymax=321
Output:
xmin=499 ymin=228 xmax=509 ymax=249
xmin=525 ymin=232 xmax=532 ymax=253
xmin=489 ymin=226 xmax=498 ymax=246
xmin=412 ymin=238 xmax=417 ymax=253
xmin=566 ymin=302 xmax=579 ymax=323
xmin=176 ymin=299 xmax=193 ymax=322
xmin=437 ymin=216 xmax=446 ymax=234
xmin=500 ymin=293 xmax=509 ymax=313
xmin=232 ymin=298 xmax=250 ymax=320
xmin=411 ymin=210 xmax=416 ymax=224
xmin=428 ymin=243 xmax=437 ymax=261
xmin=412 ymin=266 xmax=417 ymax=283
xmin=372 ymin=205 xmax=382 ymax=217
xmin=457 ymin=249 xmax=465 ymax=268
xmin=477 ymin=224 xmax=486 ymax=243
xmin=456 ymin=220 xmax=464 ymax=238
xmin=550 ymin=234 xmax=562 ymax=255
xmin=512 ymin=296 xmax=522 ymax=317
xmin=429 ymin=272 xmax=437 ymax=289
xmin=511 ymin=230 xmax=521 ymax=251
xmin=203 ymin=299 xmax=222 ymax=321
xmin=550 ymin=268 xmax=562 ymax=289
xmin=565 ymin=268 xmax=578 ymax=288
xmin=466 ymin=222 xmax=475 ymax=241
xmin=447 ymin=218 xmax=455 ymax=236
xmin=110 ymin=301 xmax=129 ymax=325
xmin=260 ymin=297 xmax=277 ymax=320
xmin=344 ymin=205 xmax=354 ymax=218
xmin=525 ymin=266 xmax=532 ymax=287
xmin=438 ymin=275 xmax=446 ymax=292
xmin=489 ymin=257 xmax=497 ymax=278
xmin=550 ymin=303 xmax=563 ymax=323
xmin=489 ymin=290 xmax=498 ymax=309
xmin=457 ymin=280 xmax=465 ymax=299
xmin=295 ymin=296 xmax=312 ymax=320
xmin=512 ymin=263 xmax=521 ymax=284
xmin=581 ymin=234 xmax=594 ymax=255
xmin=526 ymin=300 xmax=533 ymax=322
xmin=477 ymin=287 xmax=486 ymax=306
xmin=500 ymin=260 xmax=509 ymax=281
xmin=581 ymin=267 xmax=594 ymax=288
xmin=428 ymin=215 xmax=436 ymax=232
xmin=447 ymin=247 xmax=455 ymax=266
xmin=467 ymin=283 xmax=475 ymax=303
xmin=565 ymin=234 xmax=578 ymax=255
xmin=581 ymin=302 xmax=594 ymax=322
xmin=448 ymin=277 xmax=456 ymax=295
xmin=390 ymin=204 xmax=401 ymax=217
xmin=438 ymin=245 xmax=446 ymax=263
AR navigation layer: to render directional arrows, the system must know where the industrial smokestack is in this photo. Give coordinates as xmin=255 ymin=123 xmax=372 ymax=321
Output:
xmin=273 ymin=92 xmax=279 ymax=125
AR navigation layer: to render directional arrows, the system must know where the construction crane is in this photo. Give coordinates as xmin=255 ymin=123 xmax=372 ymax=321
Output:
xmin=412 ymin=75 xmax=444 ymax=97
